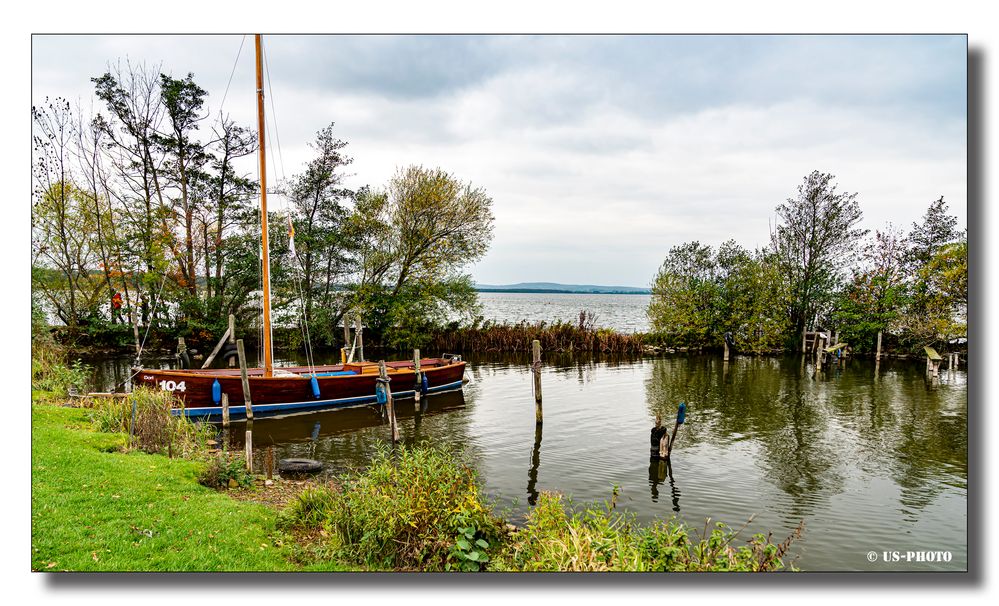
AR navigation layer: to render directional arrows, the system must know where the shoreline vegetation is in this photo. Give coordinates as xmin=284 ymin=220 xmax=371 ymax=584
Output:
xmin=31 ymin=386 xmax=801 ymax=572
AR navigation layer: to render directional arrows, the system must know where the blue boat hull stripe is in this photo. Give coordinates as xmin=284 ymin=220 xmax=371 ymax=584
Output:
xmin=172 ymin=380 xmax=465 ymax=419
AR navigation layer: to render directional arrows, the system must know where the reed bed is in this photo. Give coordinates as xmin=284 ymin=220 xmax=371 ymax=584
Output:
xmin=85 ymin=387 xmax=216 ymax=458
xmin=429 ymin=311 xmax=647 ymax=354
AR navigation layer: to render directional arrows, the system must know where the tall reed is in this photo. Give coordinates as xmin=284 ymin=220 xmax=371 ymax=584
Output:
xmin=428 ymin=311 xmax=647 ymax=354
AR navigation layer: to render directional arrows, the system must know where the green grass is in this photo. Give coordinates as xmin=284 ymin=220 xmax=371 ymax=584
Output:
xmin=31 ymin=404 xmax=349 ymax=571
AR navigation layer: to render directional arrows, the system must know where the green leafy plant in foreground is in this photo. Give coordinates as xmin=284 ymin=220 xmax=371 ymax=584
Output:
xmin=282 ymin=444 xmax=504 ymax=571
xmin=448 ymin=524 xmax=491 ymax=571
xmin=198 ymin=452 xmax=254 ymax=489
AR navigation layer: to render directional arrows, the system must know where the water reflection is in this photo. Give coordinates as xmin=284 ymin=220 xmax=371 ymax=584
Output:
xmin=648 ymin=457 xmax=681 ymax=512
xmin=526 ymin=424 xmax=542 ymax=506
xmin=82 ymin=350 xmax=967 ymax=571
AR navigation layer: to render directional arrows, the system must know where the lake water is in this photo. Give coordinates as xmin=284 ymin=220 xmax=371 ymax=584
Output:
xmin=87 ymin=350 xmax=967 ymax=572
xmin=478 ymin=292 xmax=652 ymax=333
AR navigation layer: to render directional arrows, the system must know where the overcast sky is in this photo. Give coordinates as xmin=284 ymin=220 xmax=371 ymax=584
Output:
xmin=31 ymin=34 xmax=967 ymax=287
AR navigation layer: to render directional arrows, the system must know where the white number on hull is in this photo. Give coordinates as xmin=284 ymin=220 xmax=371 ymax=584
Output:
xmin=158 ymin=380 xmax=187 ymax=392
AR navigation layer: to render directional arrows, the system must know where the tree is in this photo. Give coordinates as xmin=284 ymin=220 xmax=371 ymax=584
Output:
xmin=286 ymin=124 xmax=354 ymax=341
xmin=647 ymin=241 xmax=719 ymax=347
xmin=898 ymin=197 xmax=965 ymax=348
xmin=832 ymin=225 xmax=910 ymax=351
xmin=155 ymin=73 xmax=210 ymax=308
xmin=771 ymin=171 xmax=866 ymax=342
xmin=906 ymin=196 xmax=960 ymax=270
xmin=350 ymin=166 xmax=495 ymax=347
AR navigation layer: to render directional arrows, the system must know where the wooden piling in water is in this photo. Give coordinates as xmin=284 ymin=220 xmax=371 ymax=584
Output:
xmin=876 ymin=330 xmax=883 ymax=362
xmin=723 ymin=339 xmax=730 ymax=362
xmin=532 ymin=339 xmax=543 ymax=424
xmin=237 ymin=339 xmax=254 ymax=421
xmin=802 ymin=327 xmax=807 ymax=354
xmin=245 ymin=429 xmax=253 ymax=473
xmin=380 ymin=361 xmax=399 ymax=443
xmin=413 ymin=348 xmax=422 ymax=408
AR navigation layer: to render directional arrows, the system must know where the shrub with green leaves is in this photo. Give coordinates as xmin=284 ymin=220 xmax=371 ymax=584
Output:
xmin=198 ymin=452 xmax=254 ymax=489
xmin=282 ymin=445 xmax=504 ymax=571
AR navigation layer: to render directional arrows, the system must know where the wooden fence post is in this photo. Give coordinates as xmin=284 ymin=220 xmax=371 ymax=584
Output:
xmin=413 ymin=348 xmax=422 ymax=408
xmin=380 ymin=361 xmax=399 ymax=443
xmin=532 ymin=339 xmax=543 ymax=424
xmin=237 ymin=339 xmax=254 ymax=421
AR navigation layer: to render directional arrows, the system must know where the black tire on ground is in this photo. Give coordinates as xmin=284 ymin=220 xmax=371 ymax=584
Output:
xmin=277 ymin=458 xmax=323 ymax=474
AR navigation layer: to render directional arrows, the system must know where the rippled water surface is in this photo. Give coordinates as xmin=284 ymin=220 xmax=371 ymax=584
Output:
xmin=89 ymin=351 xmax=967 ymax=571
xmin=478 ymin=292 xmax=652 ymax=333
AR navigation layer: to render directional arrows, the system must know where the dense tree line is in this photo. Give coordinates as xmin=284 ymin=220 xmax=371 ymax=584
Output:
xmin=648 ymin=171 xmax=967 ymax=354
xmin=31 ymin=63 xmax=494 ymax=352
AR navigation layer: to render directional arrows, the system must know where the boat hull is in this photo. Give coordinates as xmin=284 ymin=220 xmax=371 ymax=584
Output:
xmin=133 ymin=360 xmax=467 ymax=421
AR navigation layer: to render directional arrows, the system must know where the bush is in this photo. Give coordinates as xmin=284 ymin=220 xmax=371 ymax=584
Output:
xmin=31 ymin=341 xmax=90 ymax=399
xmin=283 ymin=445 xmax=504 ymax=571
xmin=493 ymin=492 xmax=801 ymax=572
xmin=198 ymin=452 xmax=255 ymax=489
xmin=86 ymin=387 xmax=216 ymax=458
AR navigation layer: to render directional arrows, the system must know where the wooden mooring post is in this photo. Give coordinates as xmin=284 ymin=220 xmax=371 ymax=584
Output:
xmin=723 ymin=339 xmax=730 ymax=362
xmin=532 ymin=339 xmax=543 ymax=424
xmin=221 ymin=392 xmax=230 ymax=429
xmin=245 ymin=428 xmax=254 ymax=473
xmin=379 ymin=361 xmax=399 ymax=443
xmin=236 ymin=339 xmax=254 ymax=421
xmin=413 ymin=348 xmax=422 ymax=408
xmin=876 ymin=330 xmax=883 ymax=362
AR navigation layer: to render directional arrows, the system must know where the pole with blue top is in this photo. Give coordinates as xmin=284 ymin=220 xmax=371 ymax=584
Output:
xmin=668 ymin=402 xmax=686 ymax=456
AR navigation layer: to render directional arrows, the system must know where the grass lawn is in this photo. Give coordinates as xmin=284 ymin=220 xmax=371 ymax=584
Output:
xmin=31 ymin=403 xmax=345 ymax=572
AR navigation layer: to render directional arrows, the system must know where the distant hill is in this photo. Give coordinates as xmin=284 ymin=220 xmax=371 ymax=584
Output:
xmin=475 ymin=282 xmax=651 ymax=295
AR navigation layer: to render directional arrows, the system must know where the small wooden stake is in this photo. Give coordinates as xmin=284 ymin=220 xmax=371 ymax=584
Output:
xmin=413 ymin=348 xmax=422 ymax=408
xmin=245 ymin=429 xmax=253 ymax=473
xmin=266 ymin=446 xmax=274 ymax=480
xmin=876 ymin=330 xmax=883 ymax=362
xmin=236 ymin=339 xmax=254 ymax=421
xmin=380 ymin=361 xmax=399 ymax=443
xmin=532 ymin=339 xmax=543 ymax=423
xmin=221 ymin=392 xmax=230 ymax=429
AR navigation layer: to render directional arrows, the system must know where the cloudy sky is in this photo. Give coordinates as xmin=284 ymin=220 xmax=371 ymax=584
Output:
xmin=31 ymin=34 xmax=967 ymax=287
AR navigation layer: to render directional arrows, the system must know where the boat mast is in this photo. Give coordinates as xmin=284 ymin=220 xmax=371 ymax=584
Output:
xmin=255 ymin=34 xmax=274 ymax=377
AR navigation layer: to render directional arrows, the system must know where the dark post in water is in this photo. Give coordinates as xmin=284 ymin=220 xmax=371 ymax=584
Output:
xmin=532 ymin=339 xmax=543 ymax=423
xmin=379 ymin=360 xmax=399 ymax=443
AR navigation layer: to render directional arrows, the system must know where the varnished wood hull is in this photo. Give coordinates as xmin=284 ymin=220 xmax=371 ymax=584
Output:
xmin=133 ymin=359 xmax=467 ymax=420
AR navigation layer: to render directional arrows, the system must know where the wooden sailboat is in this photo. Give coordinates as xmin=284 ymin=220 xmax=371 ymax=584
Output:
xmin=134 ymin=34 xmax=466 ymax=420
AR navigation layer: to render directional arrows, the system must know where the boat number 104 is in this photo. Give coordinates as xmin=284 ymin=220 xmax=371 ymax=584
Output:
xmin=158 ymin=380 xmax=187 ymax=392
